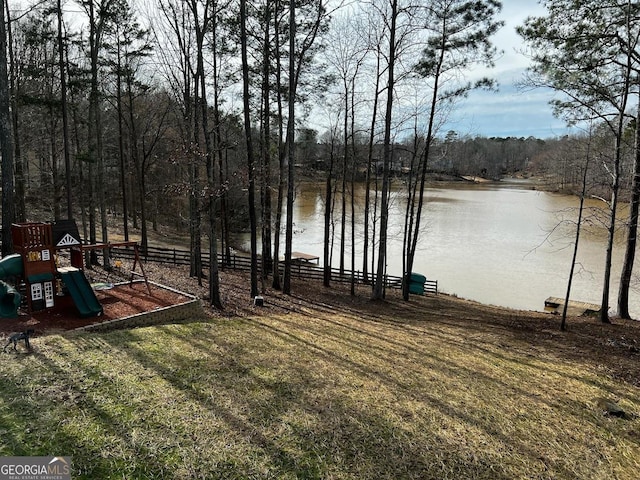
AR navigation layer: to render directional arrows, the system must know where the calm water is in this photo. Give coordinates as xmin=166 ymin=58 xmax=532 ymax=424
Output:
xmin=240 ymin=180 xmax=640 ymax=317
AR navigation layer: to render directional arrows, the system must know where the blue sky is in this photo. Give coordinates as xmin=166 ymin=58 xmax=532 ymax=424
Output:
xmin=310 ymin=1 xmax=569 ymax=140
xmin=444 ymin=84 xmax=570 ymax=139
xmin=445 ymin=1 xmax=573 ymax=139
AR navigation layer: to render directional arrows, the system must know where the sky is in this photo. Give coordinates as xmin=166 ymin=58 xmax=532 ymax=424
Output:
xmin=444 ymin=1 xmax=572 ymax=139
xmin=309 ymin=1 xmax=572 ymax=141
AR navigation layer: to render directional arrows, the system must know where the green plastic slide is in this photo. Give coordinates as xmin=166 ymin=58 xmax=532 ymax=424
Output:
xmin=60 ymin=268 xmax=103 ymax=318
xmin=0 ymin=255 xmax=23 ymax=318
xmin=0 ymin=254 xmax=23 ymax=279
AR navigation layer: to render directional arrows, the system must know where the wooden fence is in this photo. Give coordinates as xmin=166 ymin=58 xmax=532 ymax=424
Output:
xmin=108 ymin=245 xmax=438 ymax=295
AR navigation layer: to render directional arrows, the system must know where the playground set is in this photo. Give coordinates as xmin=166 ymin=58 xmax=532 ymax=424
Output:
xmin=0 ymin=220 xmax=147 ymax=320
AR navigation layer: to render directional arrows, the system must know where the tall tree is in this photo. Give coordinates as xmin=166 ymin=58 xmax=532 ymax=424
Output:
xmin=322 ymin=121 xmax=339 ymax=286
xmin=210 ymin=4 xmax=234 ymax=268
xmin=104 ymin=4 xmax=152 ymax=241
xmin=619 ymin=101 xmax=640 ymax=319
xmin=240 ymin=0 xmax=259 ymax=297
xmin=361 ymin=14 xmax=385 ymax=285
xmin=259 ymin=0 xmax=274 ymax=284
xmin=81 ymin=0 xmax=117 ymax=265
xmin=324 ymin=12 xmax=367 ymax=279
xmin=283 ymin=0 xmax=296 ymax=294
xmin=208 ymin=0 xmax=235 ymax=304
xmin=614 ymin=1 xmax=640 ymax=319
xmin=271 ymin=0 xmax=285 ymax=291
xmin=561 ymin=131 xmax=594 ymax=331
xmin=57 ymin=0 xmax=72 ymax=219
xmin=280 ymin=0 xmax=329 ymax=293
xmin=0 ymin=0 xmax=14 ymax=255
xmin=6 ymin=3 xmax=26 ymax=222
xmin=155 ymin=0 xmax=203 ymax=279
xmin=403 ymin=0 xmax=502 ymax=300
xmin=519 ymin=0 xmax=638 ymax=323
xmin=372 ymin=0 xmax=400 ymax=300
xmin=188 ymin=0 xmax=224 ymax=308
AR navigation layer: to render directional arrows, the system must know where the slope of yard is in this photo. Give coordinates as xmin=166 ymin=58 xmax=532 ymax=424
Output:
xmin=0 ymin=270 xmax=639 ymax=479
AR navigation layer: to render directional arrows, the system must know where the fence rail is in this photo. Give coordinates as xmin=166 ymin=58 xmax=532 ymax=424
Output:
xmin=108 ymin=245 xmax=437 ymax=295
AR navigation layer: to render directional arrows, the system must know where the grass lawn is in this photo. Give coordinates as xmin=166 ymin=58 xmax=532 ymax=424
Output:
xmin=1 ymin=287 xmax=639 ymax=479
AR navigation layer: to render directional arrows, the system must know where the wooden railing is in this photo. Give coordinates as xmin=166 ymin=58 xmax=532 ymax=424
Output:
xmin=108 ymin=245 xmax=438 ymax=295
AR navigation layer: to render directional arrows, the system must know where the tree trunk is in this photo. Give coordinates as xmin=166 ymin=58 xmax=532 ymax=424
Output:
xmin=601 ymin=115 xmax=628 ymax=323
xmin=323 ymin=134 xmax=336 ymax=287
xmin=49 ymin=105 xmax=61 ymax=221
xmin=283 ymin=0 xmax=296 ymax=295
xmin=126 ymin=68 xmax=147 ymax=253
xmin=618 ymin=99 xmax=640 ymax=319
xmin=340 ymin=81 xmax=348 ymax=275
xmin=260 ymin=1 xmax=273 ymax=281
xmin=401 ymin=126 xmax=421 ymax=300
xmin=373 ymin=0 xmax=398 ymax=300
xmin=211 ymin=13 xmax=231 ymax=268
xmin=362 ymin=49 xmax=382 ymax=285
xmin=562 ymin=136 xmax=592 ymax=330
xmin=58 ymin=0 xmax=72 ymax=220
xmin=87 ymin=1 xmax=100 ymax=266
xmin=6 ymin=4 xmax=24 ymax=223
xmin=0 ymin=0 xmax=14 ymax=256
xmin=240 ymin=0 xmax=259 ymax=298
xmin=193 ymin=0 xmax=223 ymax=309
xmin=116 ymin=32 xmax=129 ymax=240
xmin=271 ymin=0 xmax=284 ymax=291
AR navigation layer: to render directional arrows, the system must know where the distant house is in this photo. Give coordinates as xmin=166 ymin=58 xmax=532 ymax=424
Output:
xmin=374 ymin=157 xmax=404 ymax=175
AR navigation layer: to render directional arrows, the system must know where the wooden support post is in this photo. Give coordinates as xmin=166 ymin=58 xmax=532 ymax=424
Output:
xmin=131 ymin=244 xmax=151 ymax=295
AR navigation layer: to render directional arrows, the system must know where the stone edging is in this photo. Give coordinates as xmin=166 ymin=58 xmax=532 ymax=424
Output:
xmin=71 ymin=280 xmax=203 ymax=333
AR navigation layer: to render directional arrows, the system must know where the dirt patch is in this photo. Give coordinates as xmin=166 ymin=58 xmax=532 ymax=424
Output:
xmin=0 ymin=281 xmax=191 ymax=336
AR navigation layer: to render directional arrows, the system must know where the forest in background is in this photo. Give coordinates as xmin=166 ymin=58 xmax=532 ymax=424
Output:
xmin=0 ymin=0 xmax=639 ymax=321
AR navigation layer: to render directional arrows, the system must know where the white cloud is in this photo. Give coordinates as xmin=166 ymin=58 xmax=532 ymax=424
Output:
xmin=443 ymin=1 xmax=574 ymax=138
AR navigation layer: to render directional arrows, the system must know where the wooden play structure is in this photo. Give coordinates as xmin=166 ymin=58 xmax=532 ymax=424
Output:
xmin=0 ymin=220 xmax=148 ymax=319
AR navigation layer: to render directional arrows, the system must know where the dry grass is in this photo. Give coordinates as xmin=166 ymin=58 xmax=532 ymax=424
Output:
xmin=0 ymin=273 xmax=639 ymax=479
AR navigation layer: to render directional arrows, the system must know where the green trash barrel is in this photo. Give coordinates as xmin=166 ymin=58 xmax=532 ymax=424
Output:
xmin=409 ymin=273 xmax=426 ymax=295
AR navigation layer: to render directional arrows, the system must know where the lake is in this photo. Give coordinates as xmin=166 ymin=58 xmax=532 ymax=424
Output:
xmin=239 ymin=179 xmax=640 ymax=317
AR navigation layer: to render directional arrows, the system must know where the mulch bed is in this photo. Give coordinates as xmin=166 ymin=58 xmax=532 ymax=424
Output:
xmin=0 ymin=282 xmax=192 ymax=336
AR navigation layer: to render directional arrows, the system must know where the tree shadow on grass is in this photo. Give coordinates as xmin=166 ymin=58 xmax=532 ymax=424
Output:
xmin=292 ymin=287 xmax=640 ymax=388
xmin=101 ymin=325 xmax=521 ymax=479
xmin=0 ymin=347 xmax=173 ymax=478
xmin=105 ymin=319 xmax=602 ymax=479
xmin=1 ymin=299 xmax=635 ymax=479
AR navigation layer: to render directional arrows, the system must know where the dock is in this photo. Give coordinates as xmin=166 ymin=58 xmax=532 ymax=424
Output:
xmin=291 ymin=252 xmax=320 ymax=264
xmin=544 ymin=296 xmax=601 ymax=316
xmin=460 ymin=175 xmax=492 ymax=183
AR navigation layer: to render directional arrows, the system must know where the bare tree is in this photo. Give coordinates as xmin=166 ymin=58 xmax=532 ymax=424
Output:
xmin=0 ymin=0 xmax=14 ymax=255
xmin=619 ymin=97 xmax=640 ymax=319
xmin=282 ymin=0 xmax=296 ymax=294
xmin=324 ymin=12 xmax=367 ymax=281
xmin=372 ymin=0 xmax=400 ymax=300
xmin=520 ymin=0 xmax=638 ymax=322
xmin=155 ymin=0 xmax=204 ymax=279
xmin=57 ymin=0 xmax=72 ymax=219
xmin=403 ymin=0 xmax=502 ymax=300
xmin=561 ymin=131 xmax=594 ymax=331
